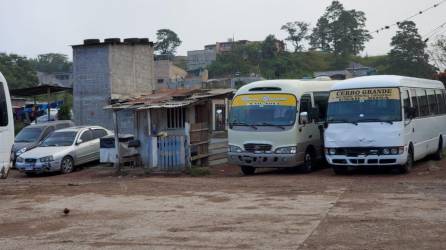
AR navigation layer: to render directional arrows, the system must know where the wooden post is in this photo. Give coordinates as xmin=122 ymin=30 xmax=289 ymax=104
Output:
xmin=33 ymin=97 xmax=37 ymax=124
xmin=184 ymin=122 xmax=191 ymax=168
xmin=112 ymin=110 xmax=121 ymax=173
xmin=47 ymin=87 xmax=51 ymax=122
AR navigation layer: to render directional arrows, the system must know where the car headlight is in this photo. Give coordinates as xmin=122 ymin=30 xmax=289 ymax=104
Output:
xmin=16 ymin=157 xmax=24 ymax=163
xmin=229 ymin=145 xmax=243 ymax=153
xmin=16 ymin=147 xmax=27 ymax=156
xmin=275 ymin=146 xmax=297 ymax=154
xmin=39 ymin=156 xmax=54 ymax=163
xmin=382 ymin=148 xmax=390 ymax=155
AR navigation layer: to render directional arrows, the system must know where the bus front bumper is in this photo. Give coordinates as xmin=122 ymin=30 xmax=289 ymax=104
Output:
xmin=326 ymin=153 xmax=407 ymax=167
xmin=228 ymin=152 xmax=304 ymax=168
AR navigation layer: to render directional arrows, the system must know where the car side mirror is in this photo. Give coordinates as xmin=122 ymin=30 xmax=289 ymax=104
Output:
xmin=76 ymin=139 xmax=83 ymax=145
xmin=300 ymin=112 xmax=309 ymax=125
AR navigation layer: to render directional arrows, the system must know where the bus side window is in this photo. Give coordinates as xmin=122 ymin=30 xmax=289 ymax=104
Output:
xmin=416 ymin=89 xmax=429 ymax=117
xmin=410 ymin=89 xmax=419 ymax=118
xmin=300 ymin=94 xmax=312 ymax=121
xmin=0 ymin=82 xmax=8 ymax=127
xmin=402 ymin=90 xmax=411 ymax=120
xmin=435 ymin=90 xmax=445 ymax=114
xmin=313 ymin=92 xmax=330 ymax=121
xmin=426 ymin=89 xmax=438 ymax=115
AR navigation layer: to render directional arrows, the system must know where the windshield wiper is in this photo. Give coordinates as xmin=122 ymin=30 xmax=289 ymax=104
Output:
xmin=358 ymin=118 xmax=394 ymax=125
xmin=327 ymin=119 xmax=358 ymax=126
xmin=260 ymin=122 xmax=286 ymax=130
xmin=230 ymin=122 xmax=258 ymax=130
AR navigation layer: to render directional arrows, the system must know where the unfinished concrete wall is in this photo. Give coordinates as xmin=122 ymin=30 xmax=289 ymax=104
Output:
xmin=110 ymin=44 xmax=155 ymax=95
xmin=73 ymin=39 xmax=155 ymax=134
xmin=73 ymin=45 xmax=112 ymax=128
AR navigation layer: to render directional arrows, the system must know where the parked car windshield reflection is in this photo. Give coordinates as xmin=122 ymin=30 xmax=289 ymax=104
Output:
xmin=40 ymin=131 xmax=77 ymax=147
xmin=15 ymin=128 xmax=42 ymax=143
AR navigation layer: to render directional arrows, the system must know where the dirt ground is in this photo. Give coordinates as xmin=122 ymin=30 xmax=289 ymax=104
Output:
xmin=1 ymin=158 xmax=446 ymax=250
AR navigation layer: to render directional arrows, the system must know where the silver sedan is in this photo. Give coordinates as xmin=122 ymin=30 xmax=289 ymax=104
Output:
xmin=16 ymin=126 xmax=112 ymax=176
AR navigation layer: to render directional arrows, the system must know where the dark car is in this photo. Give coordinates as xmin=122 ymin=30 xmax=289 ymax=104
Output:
xmin=12 ymin=120 xmax=74 ymax=165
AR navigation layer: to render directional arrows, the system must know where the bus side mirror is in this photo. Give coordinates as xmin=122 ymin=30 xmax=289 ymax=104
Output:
xmin=300 ymin=112 xmax=309 ymax=125
xmin=406 ymin=107 xmax=417 ymax=119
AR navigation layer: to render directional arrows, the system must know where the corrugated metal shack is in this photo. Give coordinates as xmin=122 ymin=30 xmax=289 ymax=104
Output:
xmin=105 ymin=88 xmax=234 ymax=172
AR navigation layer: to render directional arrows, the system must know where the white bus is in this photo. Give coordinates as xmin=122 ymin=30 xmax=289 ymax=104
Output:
xmin=228 ymin=79 xmax=337 ymax=175
xmin=325 ymin=75 xmax=446 ymax=174
xmin=0 ymin=72 xmax=14 ymax=178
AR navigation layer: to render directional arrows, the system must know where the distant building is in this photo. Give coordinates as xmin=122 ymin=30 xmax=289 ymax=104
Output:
xmin=37 ymin=71 xmax=73 ymax=88
xmin=314 ymin=62 xmax=376 ymax=80
xmin=186 ymin=39 xmax=285 ymax=71
xmin=186 ymin=49 xmax=217 ymax=71
xmin=72 ymin=38 xmax=155 ymax=133
xmin=154 ymin=59 xmax=188 ymax=89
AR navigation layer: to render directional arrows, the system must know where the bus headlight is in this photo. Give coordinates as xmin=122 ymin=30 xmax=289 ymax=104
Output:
xmin=229 ymin=145 xmax=243 ymax=153
xmin=275 ymin=146 xmax=297 ymax=154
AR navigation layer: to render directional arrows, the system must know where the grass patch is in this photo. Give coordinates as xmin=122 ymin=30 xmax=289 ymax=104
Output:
xmin=187 ymin=166 xmax=211 ymax=177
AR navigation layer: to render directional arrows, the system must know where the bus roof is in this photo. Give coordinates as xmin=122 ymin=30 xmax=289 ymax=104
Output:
xmin=236 ymin=79 xmax=339 ymax=96
xmin=332 ymin=75 xmax=445 ymax=90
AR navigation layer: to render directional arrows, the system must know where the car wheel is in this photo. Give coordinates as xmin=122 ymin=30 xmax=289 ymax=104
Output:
xmin=433 ymin=138 xmax=443 ymax=161
xmin=240 ymin=165 xmax=255 ymax=175
xmin=398 ymin=149 xmax=413 ymax=174
xmin=61 ymin=156 xmax=74 ymax=174
xmin=302 ymin=149 xmax=315 ymax=173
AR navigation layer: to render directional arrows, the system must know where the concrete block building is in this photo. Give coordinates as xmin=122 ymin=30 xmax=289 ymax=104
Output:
xmin=72 ymin=38 xmax=155 ymax=133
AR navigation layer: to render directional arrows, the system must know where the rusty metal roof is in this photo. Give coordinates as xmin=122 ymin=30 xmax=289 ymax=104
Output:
xmin=104 ymin=88 xmax=235 ymax=110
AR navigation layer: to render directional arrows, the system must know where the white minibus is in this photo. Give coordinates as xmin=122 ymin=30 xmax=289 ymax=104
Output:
xmin=325 ymin=75 xmax=446 ymax=174
xmin=228 ymin=79 xmax=337 ymax=175
xmin=0 ymin=72 xmax=14 ymax=178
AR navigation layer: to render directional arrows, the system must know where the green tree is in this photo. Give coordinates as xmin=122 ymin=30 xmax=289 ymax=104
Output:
xmin=430 ymin=35 xmax=446 ymax=69
xmin=310 ymin=1 xmax=371 ymax=55
xmin=31 ymin=53 xmax=72 ymax=73
xmin=0 ymin=53 xmax=38 ymax=89
xmin=155 ymin=29 xmax=182 ymax=56
xmin=261 ymin=35 xmax=280 ymax=59
xmin=386 ymin=21 xmax=437 ymax=78
xmin=281 ymin=21 xmax=310 ymax=52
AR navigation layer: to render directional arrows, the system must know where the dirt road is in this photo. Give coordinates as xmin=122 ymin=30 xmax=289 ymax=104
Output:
xmin=1 ymin=159 xmax=446 ymax=249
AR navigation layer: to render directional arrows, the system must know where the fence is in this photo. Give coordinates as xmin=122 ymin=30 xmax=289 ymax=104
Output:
xmin=157 ymin=135 xmax=186 ymax=172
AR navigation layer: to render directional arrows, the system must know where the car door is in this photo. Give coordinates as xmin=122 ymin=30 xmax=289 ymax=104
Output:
xmin=91 ymin=129 xmax=108 ymax=161
xmin=75 ymin=130 xmax=94 ymax=164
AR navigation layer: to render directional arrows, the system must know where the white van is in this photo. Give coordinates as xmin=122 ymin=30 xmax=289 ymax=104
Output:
xmin=0 ymin=72 xmax=14 ymax=178
xmin=325 ymin=75 xmax=446 ymax=174
xmin=228 ymin=79 xmax=337 ymax=175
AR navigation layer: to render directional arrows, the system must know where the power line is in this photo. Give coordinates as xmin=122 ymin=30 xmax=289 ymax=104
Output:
xmin=423 ymin=21 xmax=446 ymax=43
xmin=372 ymin=0 xmax=446 ymax=35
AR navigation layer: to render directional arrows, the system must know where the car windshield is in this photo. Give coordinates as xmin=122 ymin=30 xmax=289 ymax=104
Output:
xmin=40 ymin=131 xmax=77 ymax=147
xmin=229 ymin=94 xmax=297 ymax=127
xmin=327 ymin=87 xmax=402 ymax=124
xmin=15 ymin=128 xmax=42 ymax=143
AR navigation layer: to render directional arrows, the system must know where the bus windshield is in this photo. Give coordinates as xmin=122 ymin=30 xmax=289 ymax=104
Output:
xmin=327 ymin=88 xmax=402 ymax=124
xmin=229 ymin=94 xmax=297 ymax=127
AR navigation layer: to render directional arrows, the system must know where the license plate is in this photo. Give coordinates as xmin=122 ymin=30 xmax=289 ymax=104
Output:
xmin=25 ymin=164 xmax=35 ymax=170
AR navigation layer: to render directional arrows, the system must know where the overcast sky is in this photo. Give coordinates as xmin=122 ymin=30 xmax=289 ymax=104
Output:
xmin=0 ymin=0 xmax=444 ymax=59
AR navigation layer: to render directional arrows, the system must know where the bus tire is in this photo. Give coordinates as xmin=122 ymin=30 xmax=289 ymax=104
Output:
xmin=240 ymin=166 xmax=255 ymax=176
xmin=332 ymin=166 xmax=349 ymax=175
xmin=302 ymin=148 xmax=316 ymax=173
xmin=433 ymin=137 xmax=443 ymax=161
xmin=398 ymin=147 xmax=413 ymax=174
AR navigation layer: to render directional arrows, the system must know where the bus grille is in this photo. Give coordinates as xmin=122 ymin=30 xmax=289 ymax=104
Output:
xmin=244 ymin=144 xmax=272 ymax=153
